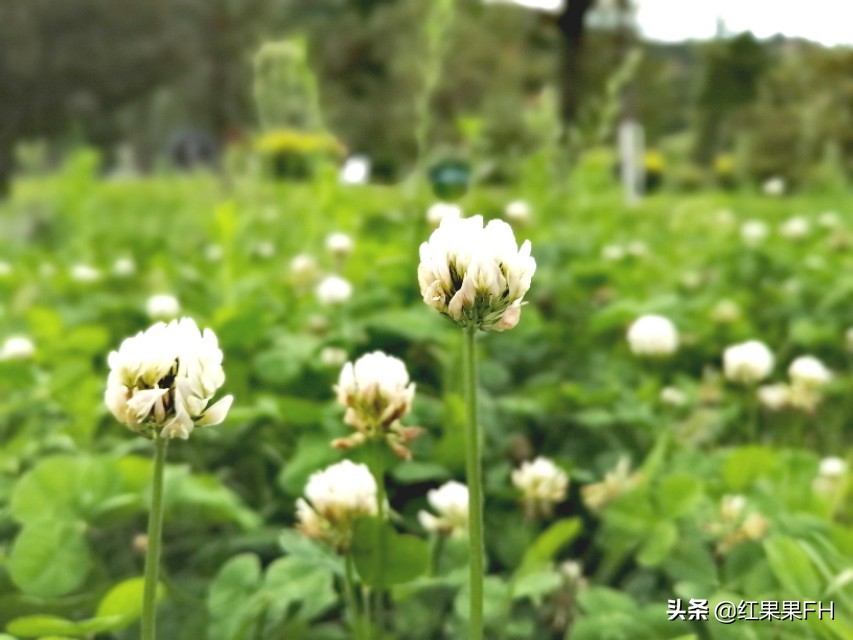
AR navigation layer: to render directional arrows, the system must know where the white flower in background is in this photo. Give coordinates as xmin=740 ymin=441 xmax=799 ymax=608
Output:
xmin=757 ymin=383 xmax=790 ymax=411
xmin=113 ymin=256 xmax=136 ymax=277
xmin=296 ymin=460 xmax=378 ymax=550
xmin=710 ymin=299 xmax=741 ymax=324
xmin=819 ymin=457 xmax=847 ymax=479
xmin=504 ymin=199 xmax=532 ymax=225
xmin=740 ymin=513 xmax=769 ymax=541
xmin=204 ymin=244 xmax=224 ymax=263
xmin=325 ymin=232 xmax=354 ymax=258
xmin=680 ymin=271 xmax=702 ymax=290
xmin=626 ymin=315 xmax=678 ymax=357
xmin=289 ymin=253 xmax=319 ymax=286
xmin=626 ymin=240 xmax=648 ymax=257
xmin=320 ymin=347 xmax=348 ymax=367
xmin=779 ymin=216 xmax=810 ymax=240
xmin=339 ymin=155 xmax=371 ymax=185
xmin=145 ymin=293 xmax=181 ymax=320
xmin=714 ymin=209 xmax=736 ymax=227
xmin=788 ymin=355 xmax=832 ymax=387
xmin=334 ymin=351 xmax=421 ymax=457
xmin=660 ymin=386 xmax=687 ymax=407
xmin=512 ymin=456 xmax=569 ymax=518
xmin=762 ymin=176 xmax=785 ymax=196
xmin=316 ymin=275 xmax=353 ymax=305
xmin=818 ymin=211 xmax=841 ymax=229
xmin=601 ymin=244 xmax=625 ymax=261
xmin=254 ymin=241 xmax=275 ymax=259
xmin=581 ymin=457 xmax=642 ymax=511
xmin=426 ymin=202 xmax=462 ymax=227
xmin=104 ymin=318 xmax=233 ymax=440
xmin=720 ymin=495 xmax=747 ymax=522
xmin=418 ymin=480 xmax=469 ymax=536
xmin=845 ymin=327 xmax=853 ymax=353
xmin=418 ymin=215 xmax=536 ymax=332
xmin=70 ymin=263 xmax=102 ymax=283
xmin=0 ymin=261 xmax=11 ymax=278
xmin=723 ymin=340 xmax=774 ymax=384
xmin=0 ymin=336 xmax=35 ymax=361
xmin=740 ymin=220 xmax=769 ymax=246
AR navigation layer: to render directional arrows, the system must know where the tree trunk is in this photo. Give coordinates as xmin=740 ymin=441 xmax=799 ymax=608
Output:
xmin=555 ymin=0 xmax=594 ymax=136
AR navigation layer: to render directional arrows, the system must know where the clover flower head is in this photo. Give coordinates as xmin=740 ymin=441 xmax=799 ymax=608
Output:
xmin=418 ymin=215 xmax=536 ymax=332
xmin=426 ymin=202 xmax=462 ymax=227
xmin=723 ymin=340 xmax=774 ymax=384
xmin=418 ymin=480 xmax=469 ymax=536
xmin=316 ymin=275 xmax=353 ymax=305
xmin=325 ymin=232 xmax=354 ymax=258
xmin=146 ymin=293 xmax=181 ymax=320
xmin=788 ymin=355 xmax=831 ymax=388
xmin=1 ymin=335 xmax=35 ymax=361
xmin=504 ymin=199 xmax=532 ymax=225
xmin=104 ymin=318 xmax=233 ymax=440
xmin=627 ymin=314 xmax=678 ymax=357
xmin=512 ymin=456 xmax=568 ymax=518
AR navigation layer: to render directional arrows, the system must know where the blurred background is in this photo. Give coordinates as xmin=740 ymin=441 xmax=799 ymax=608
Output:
xmin=1 ymin=0 xmax=852 ymax=193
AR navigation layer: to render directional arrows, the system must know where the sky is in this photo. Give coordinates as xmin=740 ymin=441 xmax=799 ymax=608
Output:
xmin=635 ymin=0 xmax=853 ymax=46
xmin=484 ymin=0 xmax=853 ymax=47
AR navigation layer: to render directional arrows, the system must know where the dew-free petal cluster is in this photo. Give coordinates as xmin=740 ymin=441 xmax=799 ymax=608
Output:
xmin=418 ymin=480 xmax=469 ymax=537
xmin=104 ymin=318 xmax=233 ymax=440
xmin=418 ymin=215 xmax=536 ymax=331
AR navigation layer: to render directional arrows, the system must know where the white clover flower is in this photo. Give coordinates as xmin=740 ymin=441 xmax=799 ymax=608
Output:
xmin=740 ymin=220 xmax=769 ymax=246
xmin=788 ymin=355 xmax=832 ymax=387
xmin=0 ymin=261 xmax=11 ymax=278
xmin=762 ymin=176 xmax=785 ymax=196
xmin=104 ymin=318 xmax=233 ymax=440
xmin=146 ymin=294 xmax=181 ymax=320
xmin=0 ymin=336 xmax=35 ymax=361
xmin=660 ymin=386 xmax=687 ymax=407
xmin=325 ymin=232 xmax=354 ymax=258
xmin=680 ymin=271 xmax=702 ymax=290
xmin=418 ymin=215 xmax=536 ymax=332
xmin=320 ymin=347 xmax=348 ymax=367
xmin=720 ymin=495 xmax=747 ymax=522
xmin=504 ymin=199 xmax=532 ymax=225
xmin=710 ymin=299 xmax=741 ymax=324
xmin=339 ymin=155 xmax=371 ymax=185
xmin=512 ymin=456 xmax=569 ymax=518
xmin=204 ymin=244 xmax=224 ymax=263
xmin=723 ymin=340 xmax=774 ymax=384
xmin=601 ymin=244 xmax=625 ymax=261
xmin=581 ymin=457 xmax=642 ymax=511
xmin=289 ymin=253 xmax=319 ymax=287
xmin=418 ymin=480 xmax=469 ymax=536
xmin=779 ymin=216 xmax=810 ymax=240
xmin=757 ymin=383 xmax=790 ymax=411
xmin=334 ymin=351 xmax=420 ymax=457
xmin=819 ymin=457 xmax=847 ymax=479
xmin=254 ymin=241 xmax=275 ymax=259
xmin=483 ymin=0 xmax=565 ymax=13
xmin=316 ymin=275 xmax=353 ymax=305
xmin=296 ymin=460 xmax=378 ymax=550
xmin=626 ymin=240 xmax=648 ymax=257
xmin=70 ymin=263 xmax=102 ymax=283
xmin=626 ymin=315 xmax=678 ymax=357
xmin=113 ymin=257 xmax=136 ymax=277
xmin=714 ymin=209 xmax=736 ymax=227
xmin=818 ymin=211 xmax=841 ymax=229
xmin=426 ymin=202 xmax=462 ymax=227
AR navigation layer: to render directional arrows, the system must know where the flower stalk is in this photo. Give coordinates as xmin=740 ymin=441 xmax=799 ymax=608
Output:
xmin=462 ymin=327 xmax=484 ymax=639
xmin=141 ymin=436 xmax=168 ymax=640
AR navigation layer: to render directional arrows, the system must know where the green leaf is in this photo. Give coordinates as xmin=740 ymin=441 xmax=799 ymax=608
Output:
xmin=351 ymin=517 xmax=428 ymax=587
xmin=763 ymin=535 xmax=822 ymax=597
xmin=657 ymin=473 xmax=703 ymax=519
xmin=6 ymin=614 xmax=126 ymax=637
xmin=454 ymin=576 xmax=511 ymax=627
xmin=723 ymin=446 xmax=776 ymax=490
xmin=96 ymin=577 xmax=163 ymax=623
xmin=637 ymin=520 xmax=678 ymax=567
xmin=9 ymin=521 xmax=91 ymax=598
xmin=511 ymin=569 xmax=562 ymax=602
xmin=166 ymin=469 xmax=262 ymax=530
xmin=207 ymin=554 xmax=263 ymax=640
xmin=263 ymin=556 xmax=337 ymax=622
xmin=391 ymin=462 xmax=451 ymax=485
xmin=519 ymin=518 xmax=582 ymax=571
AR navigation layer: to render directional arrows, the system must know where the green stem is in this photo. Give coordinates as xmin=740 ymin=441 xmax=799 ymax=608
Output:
xmin=462 ymin=327 xmax=484 ymax=639
xmin=371 ymin=443 xmax=387 ymax=640
xmin=344 ymin=554 xmax=364 ymax=640
xmin=429 ymin=534 xmax=446 ymax=577
xmin=141 ymin=436 xmax=168 ymax=640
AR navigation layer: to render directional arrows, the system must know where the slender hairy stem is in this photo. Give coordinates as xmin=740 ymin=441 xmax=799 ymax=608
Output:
xmin=372 ymin=442 xmax=387 ymax=640
xmin=141 ymin=436 xmax=168 ymax=640
xmin=462 ymin=327 xmax=484 ymax=639
xmin=344 ymin=554 xmax=364 ymax=640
